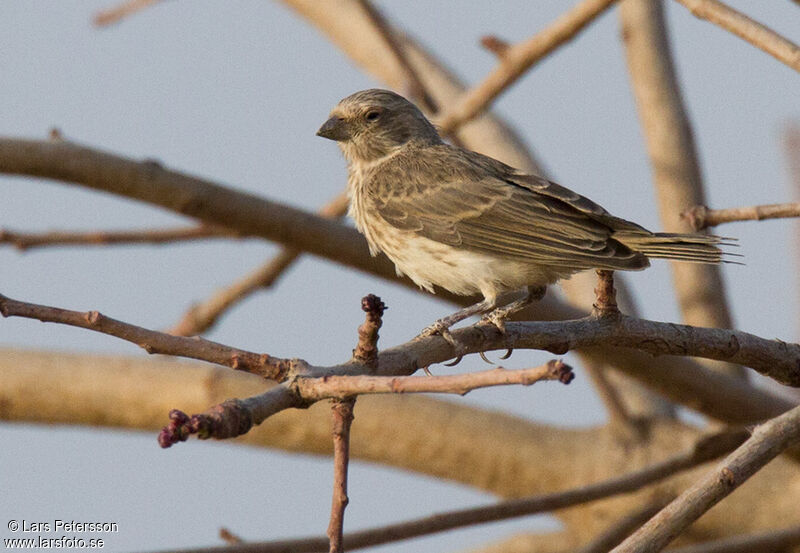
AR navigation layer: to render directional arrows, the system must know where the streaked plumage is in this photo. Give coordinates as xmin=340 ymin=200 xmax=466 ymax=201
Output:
xmin=317 ymin=89 xmax=729 ymax=336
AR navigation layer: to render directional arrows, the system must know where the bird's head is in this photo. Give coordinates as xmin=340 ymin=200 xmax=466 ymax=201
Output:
xmin=317 ymin=89 xmax=442 ymax=163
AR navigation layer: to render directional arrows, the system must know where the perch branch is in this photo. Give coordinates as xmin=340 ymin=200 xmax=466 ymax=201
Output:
xmin=4 ymin=291 xmax=799 ymax=394
xmin=436 ymin=0 xmax=618 ymax=134
xmin=682 ymin=202 xmax=800 ymax=230
xmin=166 ymin=428 xmax=747 ymax=553
xmin=0 ymin=224 xmax=234 ymax=251
xmin=612 ymin=404 xmax=800 ymax=552
xmin=672 ymin=0 xmax=800 ymax=73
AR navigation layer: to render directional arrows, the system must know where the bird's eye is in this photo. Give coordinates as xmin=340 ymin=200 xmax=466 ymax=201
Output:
xmin=365 ymin=110 xmax=381 ymax=121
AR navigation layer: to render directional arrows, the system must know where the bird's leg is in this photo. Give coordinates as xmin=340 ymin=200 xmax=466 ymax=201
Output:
xmin=480 ymin=285 xmax=546 ymax=333
xmin=417 ymin=296 xmax=498 ymax=347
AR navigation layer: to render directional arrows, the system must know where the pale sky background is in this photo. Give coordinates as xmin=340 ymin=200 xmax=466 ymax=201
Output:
xmin=1 ymin=1 xmax=798 ymax=552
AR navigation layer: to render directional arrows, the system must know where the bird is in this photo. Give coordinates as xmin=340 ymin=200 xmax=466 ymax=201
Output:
xmin=317 ymin=89 xmax=730 ymax=343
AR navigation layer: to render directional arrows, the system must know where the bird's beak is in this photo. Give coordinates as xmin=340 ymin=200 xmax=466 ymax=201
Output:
xmin=316 ymin=116 xmax=351 ymax=141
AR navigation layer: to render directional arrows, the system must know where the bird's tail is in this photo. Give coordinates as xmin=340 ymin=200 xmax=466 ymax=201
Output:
xmin=613 ymin=231 xmax=738 ymax=264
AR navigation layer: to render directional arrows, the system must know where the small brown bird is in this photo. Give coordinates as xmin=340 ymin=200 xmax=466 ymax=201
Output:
xmin=317 ymin=89 xmax=728 ymax=340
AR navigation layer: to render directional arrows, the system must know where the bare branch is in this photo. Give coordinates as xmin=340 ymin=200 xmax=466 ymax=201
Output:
xmin=619 ymin=0 xmax=742 ymax=379
xmin=0 ymin=294 xmax=293 ymax=381
xmin=0 ymin=224 xmax=235 ymax=251
xmin=682 ymin=202 xmax=800 ymax=230
xmin=166 ymin=428 xmax=747 ymax=553
xmin=93 ymin=0 xmax=166 ymax=27
xmin=667 ymin=524 xmax=800 ymax=553
xmin=168 ymin=192 xmax=349 ymax=336
xmin=672 ymin=0 xmax=800 ymax=73
xmin=6 ymin=289 xmax=800 ymax=397
xmin=436 ymin=0 xmax=618 ymax=134
xmin=612 ymin=404 xmax=800 ymax=552
xmin=327 ymin=398 xmax=355 ymax=553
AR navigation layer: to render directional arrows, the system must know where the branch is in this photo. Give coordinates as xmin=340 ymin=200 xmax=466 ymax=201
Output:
xmin=612 ymin=403 xmax=800 ymax=552
xmin=4 ymin=289 xmax=800 ymax=443
xmin=0 ymin=224 xmax=235 ymax=251
xmin=93 ymin=0 xmax=166 ymax=26
xmin=0 ymin=294 xmax=294 ymax=381
xmin=435 ymin=0 xmax=618 ymax=134
xmin=1 ymin=138 xmax=795 ymax=424
xmin=164 ymin=428 xmax=747 ymax=553
xmin=168 ymin=192 xmax=349 ymax=336
xmin=672 ymin=0 xmax=800 ymax=73
xmin=667 ymin=524 xmax=800 ymax=553
xmin=619 ymin=0 xmax=741 ymax=379
xmin=327 ymin=399 xmax=355 ymax=553
xmin=682 ymin=202 xmax=800 ymax=230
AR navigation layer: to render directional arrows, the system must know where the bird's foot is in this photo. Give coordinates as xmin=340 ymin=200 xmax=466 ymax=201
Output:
xmin=479 ymin=309 xmax=511 ymax=334
xmin=417 ymin=321 xmax=467 ymax=362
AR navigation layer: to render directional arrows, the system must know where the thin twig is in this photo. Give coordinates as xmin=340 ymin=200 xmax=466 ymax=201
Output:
xmin=351 ymin=294 xmax=386 ymax=368
xmin=327 ymin=398 xmax=355 ymax=553
xmin=0 ymin=224 xmax=235 ymax=251
xmin=612 ymin=404 xmax=800 ymax=552
xmin=166 ymin=428 xmax=748 ymax=553
xmin=682 ymin=202 xmax=800 ymax=230
xmin=219 ymin=528 xmax=243 ymax=545
xmin=672 ymin=0 xmax=800 ymax=73
xmin=93 ymin=0 xmax=166 ymax=26
xmin=0 ymin=294 xmax=294 ymax=381
xmin=436 ymin=0 xmax=618 ymax=133
xmin=168 ymin=192 xmax=349 ymax=336
xmin=592 ymin=270 xmax=619 ymax=317
xmin=619 ymin=0 xmax=742 ymax=379
xmin=666 ymin=523 xmax=800 ymax=553
xmin=294 ymin=361 xmax=574 ymax=399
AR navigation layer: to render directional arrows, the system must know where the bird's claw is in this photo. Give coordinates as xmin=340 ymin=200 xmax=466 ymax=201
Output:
xmin=417 ymin=322 xmax=467 ymax=363
xmin=479 ymin=312 xmax=508 ymax=334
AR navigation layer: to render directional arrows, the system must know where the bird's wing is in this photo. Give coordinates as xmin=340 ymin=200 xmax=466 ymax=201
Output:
xmin=369 ymin=147 xmax=648 ymax=270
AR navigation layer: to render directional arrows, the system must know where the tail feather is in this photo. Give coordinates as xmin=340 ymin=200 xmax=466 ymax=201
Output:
xmin=613 ymin=231 xmax=737 ymax=264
